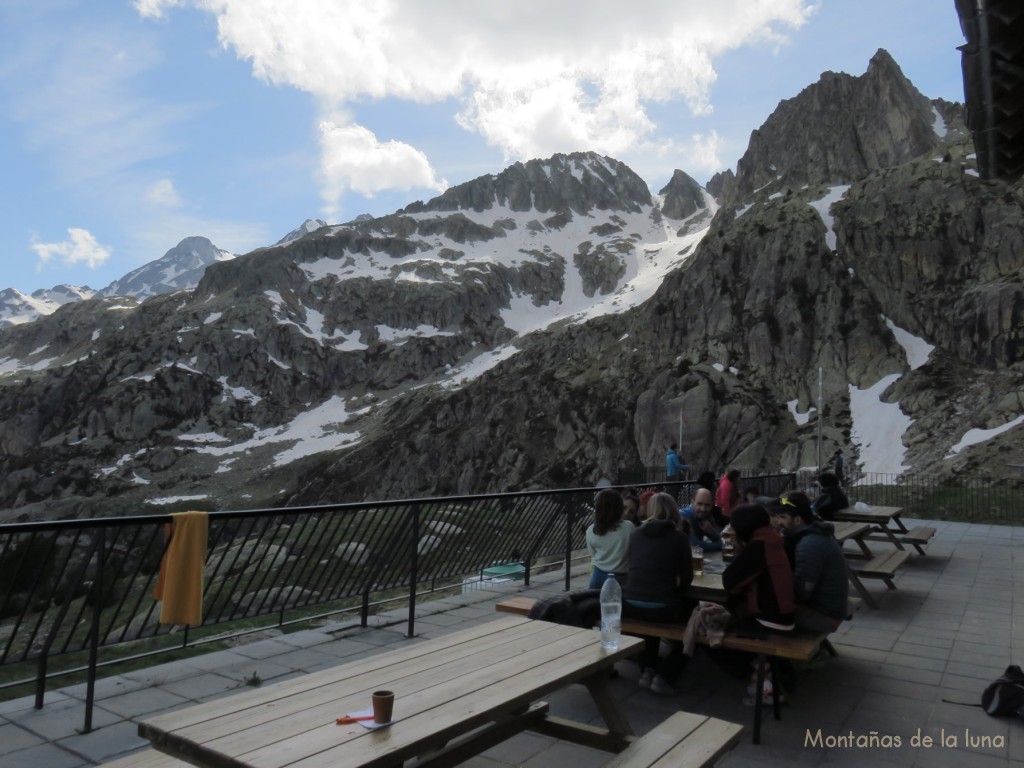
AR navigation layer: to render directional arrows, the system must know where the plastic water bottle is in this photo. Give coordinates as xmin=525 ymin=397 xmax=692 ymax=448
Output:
xmin=599 ymin=574 xmax=622 ymax=650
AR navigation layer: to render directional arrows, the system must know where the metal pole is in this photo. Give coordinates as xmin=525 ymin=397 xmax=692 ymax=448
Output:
xmin=407 ymin=504 xmax=419 ymax=638
xmin=816 ymin=367 xmax=824 ymax=472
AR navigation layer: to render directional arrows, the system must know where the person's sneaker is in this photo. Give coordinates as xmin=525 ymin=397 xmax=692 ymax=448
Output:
xmin=649 ymin=675 xmax=676 ymax=696
xmin=638 ymin=668 xmax=654 ymax=688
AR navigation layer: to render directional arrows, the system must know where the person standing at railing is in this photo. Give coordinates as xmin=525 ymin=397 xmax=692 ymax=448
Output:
xmin=828 ymin=449 xmax=845 ymax=485
xmin=716 ymin=468 xmax=741 ymax=520
xmin=586 ymin=489 xmax=635 ymax=589
xmin=666 ymin=444 xmax=688 ymax=482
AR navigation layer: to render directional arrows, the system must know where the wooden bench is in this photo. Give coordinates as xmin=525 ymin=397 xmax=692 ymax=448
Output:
xmin=601 ymin=710 xmax=742 ymax=768
xmin=97 ymin=748 xmax=186 ymax=767
xmin=865 ymin=525 xmax=937 ymax=555
xmin=901 ymin=525 xmax=936 ymax=555
xmin=496 ymin=597 xmax=832 ymax=744
xmin=847 ymin=549 xmax=912 ymax=609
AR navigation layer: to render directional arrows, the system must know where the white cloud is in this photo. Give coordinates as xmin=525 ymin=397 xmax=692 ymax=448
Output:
xmin=32 ymin=228 xmax=112 ymax=270
xmin=317 ymin=120 xmax=447 ymax=216
xmin=147 ymin=0 xmax=813 ymax=207
xmin=145 ymin=178 xmax=183 ymax=208
xmin=134 ymin=0 xmax=187 ymax=19
xmin=683 ymin=131 xmax=722 ymax=175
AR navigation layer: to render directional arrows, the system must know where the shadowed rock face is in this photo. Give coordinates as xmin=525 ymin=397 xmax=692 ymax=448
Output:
xmin=2 ymin=52 xmax=1023 ymax=519
xmin=659 ymin=170 xmax=706 ymax=220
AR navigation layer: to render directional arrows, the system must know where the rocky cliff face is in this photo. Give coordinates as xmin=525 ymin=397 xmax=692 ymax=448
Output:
xmin=708 ymin=50 xmax=943 ymax=204
xmin=1 ymin=52 xmax=1022 ymax=520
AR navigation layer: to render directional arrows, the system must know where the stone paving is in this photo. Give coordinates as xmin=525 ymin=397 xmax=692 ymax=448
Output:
xmin=2 ymin=519 xmax=1023 ymax=767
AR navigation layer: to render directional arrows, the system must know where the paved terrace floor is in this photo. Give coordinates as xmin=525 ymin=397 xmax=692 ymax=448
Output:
xmin=2 ymin=519 xmax=1023 ymax=768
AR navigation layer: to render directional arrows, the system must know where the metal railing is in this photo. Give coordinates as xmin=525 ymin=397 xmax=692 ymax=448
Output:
xmin=638 ymin=469 xmax=798 ymax=500
xmin=4 ymin=480 xmax=729 ymax=731
xmin=837 ymin=471 xmax=1024 ymax=523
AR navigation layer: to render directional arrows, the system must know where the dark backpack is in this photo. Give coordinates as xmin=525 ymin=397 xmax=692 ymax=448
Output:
xmin=982 ymin=664 xmax=1024 ymax=720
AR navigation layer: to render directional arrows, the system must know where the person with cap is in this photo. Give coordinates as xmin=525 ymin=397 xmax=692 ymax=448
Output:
xmin=770 ymin=492 xmax=849 ymax=632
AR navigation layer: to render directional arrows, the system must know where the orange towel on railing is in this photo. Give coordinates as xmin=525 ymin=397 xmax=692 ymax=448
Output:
xmin=152 ymin=511 xmax=209 ymax=626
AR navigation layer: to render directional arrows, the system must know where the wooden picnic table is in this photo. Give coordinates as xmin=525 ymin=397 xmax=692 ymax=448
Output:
xmin=831 ymin=520 xmax=873 ymax=559
xmin=833 ymin=505 xmax=907 ymax=549
xmin=138 ymin=615 xmax=643 ymax=768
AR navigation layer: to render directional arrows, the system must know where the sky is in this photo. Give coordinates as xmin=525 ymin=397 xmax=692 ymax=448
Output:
xmin=0 ymin=0 xmax=968 ymax=295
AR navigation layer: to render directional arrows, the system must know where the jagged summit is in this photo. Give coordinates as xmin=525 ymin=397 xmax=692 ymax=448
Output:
xmin=276 ymin=219 xmax=328 ymax=245
xmin=100 ymin=236 xmax=235 ymax=300
xmin=708 ymin=48 xmax=944 ymax=204
xmin=402 ymin=151 xmax=652 ymax=216
xmin=0 ymin=285 xmax=95 ymax=327
xmin=659 ymin=170 xmax=707 ymax=220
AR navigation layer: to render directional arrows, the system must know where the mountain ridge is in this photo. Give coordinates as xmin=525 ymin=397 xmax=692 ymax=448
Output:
xmin=1 ymin=49 xmax=1022 ymax=521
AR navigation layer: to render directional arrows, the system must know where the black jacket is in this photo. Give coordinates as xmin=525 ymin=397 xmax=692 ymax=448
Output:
xmin=622 ymin=519 xmax=693 ymax=605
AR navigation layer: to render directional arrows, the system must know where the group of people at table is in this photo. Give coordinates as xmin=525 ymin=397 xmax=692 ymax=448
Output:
xmin=584 ymin=471 xmax=851 ymax=699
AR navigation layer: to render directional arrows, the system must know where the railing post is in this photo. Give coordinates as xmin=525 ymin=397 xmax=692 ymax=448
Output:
xmin=564 ymin=498 xmax=573 ymax=592
xmin=407 ymin=504 xmax=420 ymax=638
xmin=79 ymin=526 xmax=106 ymax=734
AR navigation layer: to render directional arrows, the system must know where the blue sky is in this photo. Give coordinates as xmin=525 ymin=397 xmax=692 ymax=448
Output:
xmin=0 ymin=1 xmax=966 ymax=294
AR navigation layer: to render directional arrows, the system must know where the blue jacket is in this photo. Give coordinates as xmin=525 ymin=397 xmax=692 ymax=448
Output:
xmin=666 ymin=449 xmax=688 ymax=479
xmin=680 ymin=505 xmax=722 ymax=552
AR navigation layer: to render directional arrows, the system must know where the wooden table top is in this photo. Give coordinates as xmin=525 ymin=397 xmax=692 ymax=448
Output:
xmin=139 ymin=615 xmax=642 ymax=768
xmin=832 ymin=521 xmax=871 ymax=542
xmin=833 ymin=505 xmax=903 ymax=524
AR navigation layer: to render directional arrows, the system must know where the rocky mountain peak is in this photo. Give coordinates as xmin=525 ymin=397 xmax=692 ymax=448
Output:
xmin=709 ymin=47 xmax=944 ymax=204
xmin=276 ymin=219 xmax=328 ymax=245
xmin=402 ymin=151 xmax=652 ymax=216
xmin=99 ymin=236 xmax=235 ymax=300
xmin=658 ymin=169 xmax=707 ymax=219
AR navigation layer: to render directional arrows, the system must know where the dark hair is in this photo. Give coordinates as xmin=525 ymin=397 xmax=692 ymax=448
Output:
xmin=593 ymin=489 xmax=624 ymax=536
xmin=726 ymin=468 xmax=741 ymax=482
xmin=730 ymin=503 xmax=771 ymax=543
xmin=742 ymin=486 xmax=761 ymax=497
xmin=622 ymin=494 xmax=640 ymax=523
xmin=817 ymin=472 xmax=839 ymax=488
xmin=696 ymin=470 xmax=717 ymax=490
xmin=779 ymin=491 xmax=814 ymax=523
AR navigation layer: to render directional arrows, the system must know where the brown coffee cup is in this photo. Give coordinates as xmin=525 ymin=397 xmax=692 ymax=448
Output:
xmin=372 ymin=690 xmax=394 ymax=724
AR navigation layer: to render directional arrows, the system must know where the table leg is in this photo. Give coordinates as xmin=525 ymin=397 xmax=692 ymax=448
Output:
xmin=584 ymin=667 xmax=635 ymax=743
xmin=846 ymin=563 xmax=879 ymax=610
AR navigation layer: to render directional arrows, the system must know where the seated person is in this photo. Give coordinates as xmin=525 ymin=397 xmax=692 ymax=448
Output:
xmin=638 ymin=489 xmax=657 ymax=522
xmin=743 ymin=486 xmax=773 ymax=504
xmin=623 ymin=492 xmax=695 ymax=696
xmin=621 ymin=493 xmax=641 ymax=525
xmin=586 ymin=489 xmax=634 ymax=589
xmin=811 ymin=472 xmax=849 ymax=520
xmin=722 ymin=503 xmax=795 ymax=633
xmin=679 ymin=488 xmax=723 ymax=552
xmin=770 ymin=493 xmax=850 ymax=632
